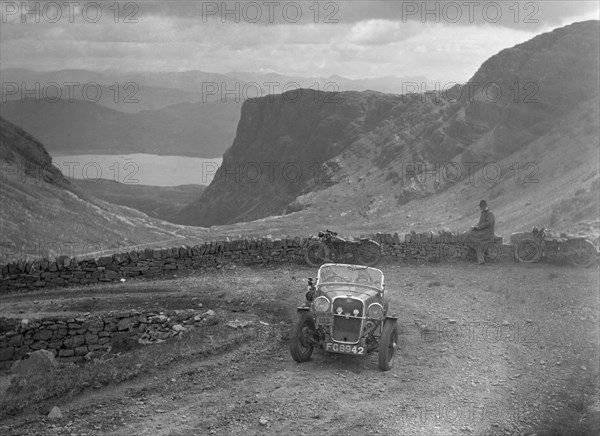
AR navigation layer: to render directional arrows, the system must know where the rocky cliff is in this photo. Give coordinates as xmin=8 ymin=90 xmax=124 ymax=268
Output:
xmin=176 ymin=20 xmax=599 ymax=228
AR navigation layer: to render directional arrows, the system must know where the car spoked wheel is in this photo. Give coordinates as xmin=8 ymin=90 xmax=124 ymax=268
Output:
xmin=290 ymin=312 xmax=316 ymax=363
xmin=378 ymin=319 xmax=398 ymax=371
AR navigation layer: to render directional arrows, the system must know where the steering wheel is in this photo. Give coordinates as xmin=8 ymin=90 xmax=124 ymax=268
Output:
xmin=355 ymin=274 xmax=371 ymax=283
xmin=324 ymin=274 xmax=349 ymax=282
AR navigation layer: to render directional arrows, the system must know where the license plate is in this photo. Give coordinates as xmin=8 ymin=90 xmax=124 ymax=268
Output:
xmin=316 ymin=315 xmax=332 ymax=326
xmin=325 ymin=342 xmax=365 ymax=355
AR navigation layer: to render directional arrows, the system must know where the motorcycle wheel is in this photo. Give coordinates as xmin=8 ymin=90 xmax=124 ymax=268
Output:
xmin=357 ymin=241 xmax=382 ymax=267
xmin=304 ymin=241 xmax=327 ymax=267
xmin=568 ymin=239 xmax=597 ymax=268
xmin=515 ymin=239 xmax=542 ymax=263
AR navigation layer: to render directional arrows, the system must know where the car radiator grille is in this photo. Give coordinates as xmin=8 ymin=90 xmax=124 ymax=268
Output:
xmin=331 ymin=298 xmax=364 ymax=343
xmin=332 ymin=317 xmax=362 ymax=343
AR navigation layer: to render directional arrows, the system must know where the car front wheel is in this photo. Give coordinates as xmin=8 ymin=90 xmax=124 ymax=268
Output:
xmin=290 ymin=312 xmax=316 ymax=363
xmin=378 ymin=319 xmax=398 ymax=371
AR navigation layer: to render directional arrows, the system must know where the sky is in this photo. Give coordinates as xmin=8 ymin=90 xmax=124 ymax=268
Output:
xmin=1 ymin=0 xmax=599 ymax=82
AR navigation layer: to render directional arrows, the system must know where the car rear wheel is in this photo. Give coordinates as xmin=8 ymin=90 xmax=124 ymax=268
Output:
xmin=290 ymin=312 xmax=316 ymax=363
xmin=378 ymin=319 xmax=398 ymax=371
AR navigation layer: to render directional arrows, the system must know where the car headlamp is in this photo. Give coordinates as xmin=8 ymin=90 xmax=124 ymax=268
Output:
xmin=367 ymin=303 xmax=384 ymax=319
xmin=313 ymin=296 xmax=330 ymax=313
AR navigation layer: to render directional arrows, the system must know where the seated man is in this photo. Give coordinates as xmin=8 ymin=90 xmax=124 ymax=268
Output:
xmin=463 ymin=200 xmax=495 ymax=265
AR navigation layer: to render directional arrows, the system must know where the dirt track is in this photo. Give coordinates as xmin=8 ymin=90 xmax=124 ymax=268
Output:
xmin=1 ymin=261 xmax=598 ymax=435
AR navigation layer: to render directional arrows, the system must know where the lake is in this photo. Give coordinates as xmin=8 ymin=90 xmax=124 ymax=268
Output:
xmin=51 ymin=154 xmax=223 ymax=187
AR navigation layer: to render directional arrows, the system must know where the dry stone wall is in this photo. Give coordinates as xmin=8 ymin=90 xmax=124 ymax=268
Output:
xmin=0 ymin=233 xmax=511 ymax=292
xmin=0 ymin=309 xmax=217 ymax=362
xmin=0 ymin=231 xmax=514 ymax=363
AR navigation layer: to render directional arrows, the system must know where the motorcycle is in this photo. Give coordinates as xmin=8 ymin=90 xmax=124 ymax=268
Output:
xmin=513 ymin=227 xmax=598 ymax=268
xmin=304 ymin=230 xmax=382 ymax=267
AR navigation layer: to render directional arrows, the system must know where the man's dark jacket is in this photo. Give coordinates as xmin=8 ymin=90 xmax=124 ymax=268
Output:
xmin=464 ymin=209 xmax=495 ymax=245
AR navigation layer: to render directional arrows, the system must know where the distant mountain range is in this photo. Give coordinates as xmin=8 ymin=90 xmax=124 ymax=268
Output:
xmin=0 ymin=68 xmax=432 ymax=158
xmin=1 ymin=68 xmax=434 ymax=111
xmin=175 ymin=20 xmax=600 ymax=233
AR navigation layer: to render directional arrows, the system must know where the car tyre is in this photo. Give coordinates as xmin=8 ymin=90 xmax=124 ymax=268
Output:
xmin=290 ymin=312 xmax=316 ymax=363
xmin=378 ymin=319 xmax=398 ymax=371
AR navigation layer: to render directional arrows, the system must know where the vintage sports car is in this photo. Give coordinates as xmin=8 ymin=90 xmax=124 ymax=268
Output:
xmin=289 ymin=263 xmax=398 ymax=371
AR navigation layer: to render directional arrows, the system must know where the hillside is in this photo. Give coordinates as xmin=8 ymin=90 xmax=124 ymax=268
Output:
xmin=0 ymin=99 xmax=241 ymax=158
xmin=72 ymin=179 xmax=204 ymax=223
xmin=175 ymin=20 xmax=600 ymax=235
xmin=0 ymin=117 xmax=210 ymax=262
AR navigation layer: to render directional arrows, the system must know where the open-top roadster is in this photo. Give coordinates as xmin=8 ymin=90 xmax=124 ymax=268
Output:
xmin=289 ymin=264 xmax=398 ymax=371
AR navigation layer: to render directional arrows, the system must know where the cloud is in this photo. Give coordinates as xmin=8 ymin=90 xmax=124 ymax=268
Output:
xmin=347 ymin=20 xmax=420 ymax=45
xmin=126 ymin=0 xmax=599 ymax=29
xmin=334 ymin=0 xmax=599 ymax=28
xmin=0 ymin=1 xmax=597 ymax=82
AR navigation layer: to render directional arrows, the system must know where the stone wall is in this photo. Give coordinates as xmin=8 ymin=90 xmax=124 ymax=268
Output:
xmin=0 ymin=231 xmax=515 ymax=363
xmin=0 ymin=309 xmax=216 ymax=362
xmin=0 ymin=232 xmax=512 ymax=292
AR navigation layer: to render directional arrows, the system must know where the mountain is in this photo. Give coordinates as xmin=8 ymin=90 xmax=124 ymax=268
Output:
xmin=0 ymin=117 xmax=210 ymax=262
xmin=1 ymin=81 xmax=209 ymax=114
xmin=0 ymin=68 xmax=243 ymax=112
xmin=71 ymin=179 xmax=204 ymax=222
xmin=225 ymin=71 xmax=434 ymax=95
xmin=0 ymin=99 xmax=241 ymax=157
xmin=175 ymin=20 xmax=600 ymax=232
